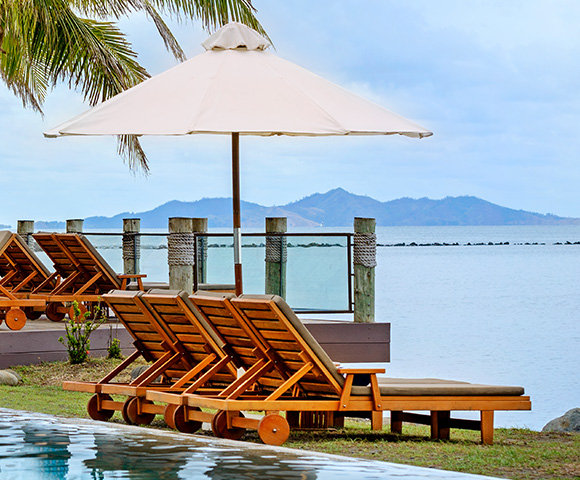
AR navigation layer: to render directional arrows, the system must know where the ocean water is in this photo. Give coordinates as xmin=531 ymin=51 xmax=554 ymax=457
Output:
xmin=32 ymin=225 xmax=580 ymax=430
xmin=373 ymin=226 xmax=579 ymax=431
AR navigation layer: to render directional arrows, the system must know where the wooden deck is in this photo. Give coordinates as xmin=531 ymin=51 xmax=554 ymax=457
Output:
xmin=0 ymin=318 xmax=134 ymax=368
xmin=0 ymin=317 xmax=390 ymax=368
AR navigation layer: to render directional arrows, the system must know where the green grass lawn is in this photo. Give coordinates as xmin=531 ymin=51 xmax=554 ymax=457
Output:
xmin=1 ymin=359 xmax=578 ymax=480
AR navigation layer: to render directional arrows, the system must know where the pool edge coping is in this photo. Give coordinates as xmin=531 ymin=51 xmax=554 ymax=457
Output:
xmin=0 ymin=407 xmax=503 ymax=479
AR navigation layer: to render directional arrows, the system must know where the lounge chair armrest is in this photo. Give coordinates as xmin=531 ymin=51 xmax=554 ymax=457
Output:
xmin=118 ymin=274 xmax=147 ymax=290
xmin=337 ymin=368 xmax=385 ymax=375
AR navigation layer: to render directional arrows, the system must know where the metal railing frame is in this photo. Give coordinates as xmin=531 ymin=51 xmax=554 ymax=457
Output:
xmin=79 ymin=231 xmax=354 ymax=314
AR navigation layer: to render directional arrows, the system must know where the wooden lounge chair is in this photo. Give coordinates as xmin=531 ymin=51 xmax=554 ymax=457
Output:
xmin=147 ymin=294 xmax=531 ymax=446
xmin=63 ymin=290 xmax=237 ymax=427
xmin=144 ymin=291 xmax=296 ymax=435
xmin=31 ymin=232 xmax=149 ymax=321
xmin=0 ymin=231 xmax=50 ymax=329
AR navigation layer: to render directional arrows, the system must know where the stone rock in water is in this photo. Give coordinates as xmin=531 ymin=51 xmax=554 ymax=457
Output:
xmin=0 ymin=370 xmax=19 ymax=386
xmin=542 ymin=408 xmax=580 ymax=433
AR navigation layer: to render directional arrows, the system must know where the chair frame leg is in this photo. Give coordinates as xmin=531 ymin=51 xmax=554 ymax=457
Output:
xmin=430 ymin=411 xmax=450 ymax=440
xmin=390 ymin=411 xmax=403 ymax=434
xmin=481 ymin=410 xmax=494 ymax=445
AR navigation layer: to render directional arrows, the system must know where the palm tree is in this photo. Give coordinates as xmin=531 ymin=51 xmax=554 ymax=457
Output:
xmin=0 ymin=0 xmax=265 ymax=170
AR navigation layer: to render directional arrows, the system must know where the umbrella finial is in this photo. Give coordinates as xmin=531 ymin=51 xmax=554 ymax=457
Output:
xmin=202 ymin=22 xmax=271 ymax=51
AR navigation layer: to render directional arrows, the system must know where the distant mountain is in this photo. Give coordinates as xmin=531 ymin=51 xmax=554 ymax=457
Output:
xmin=36 ymin=221 xmax=65 ymax=230
xmin=292 ymin=190 xmax=577 ymax=227
xmin=37 ymin=188 xmax=580 ymax=229
xmin=83 ymin=198 xmax=320 ymax=229
xmin=0 ymin=224 xmax=11 ymax=230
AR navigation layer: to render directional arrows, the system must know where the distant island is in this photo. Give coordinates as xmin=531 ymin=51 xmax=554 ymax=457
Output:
xmin=34 ymin=188 xmax=580 ymax=229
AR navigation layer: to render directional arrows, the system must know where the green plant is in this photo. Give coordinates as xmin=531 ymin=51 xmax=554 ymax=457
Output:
xmin=58 ymin=301 xmax=106 ymax=365
xmin=107 ymin=337 xmax=123 ymax=360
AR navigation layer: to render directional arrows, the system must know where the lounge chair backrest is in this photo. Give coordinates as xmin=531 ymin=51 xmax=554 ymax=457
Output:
xmin=33 ymin=233 xmax=121 ymax=293
xmin=77 ymin=234 xmax=122 ymax=287
xmin=189 ymin=292 xmax=289 ymax=392
xmin=103 ymin=290 xmax=198 ymax=381
xmin=0 ymin=231 xmax=53 ymax=292
xmin=102 ymin=290 xmax=173 ymax=364
xmin=231 ymin=294 xmax=347 ymax=396
xmin=141 ymin=290 xmax=237 ymax=384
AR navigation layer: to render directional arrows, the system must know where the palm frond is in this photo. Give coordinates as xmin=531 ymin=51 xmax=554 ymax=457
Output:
xmin=117 ymin=135 xmax=150 ymax=173
xmin=142 ymin=1 xmax=186 ymax=62
xmin=147 ymin=0 xmax=269 ymax=38
xmin=69 ymin=0 xmax=143 ymax=19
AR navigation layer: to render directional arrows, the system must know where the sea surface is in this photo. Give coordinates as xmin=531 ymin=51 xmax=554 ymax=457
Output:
xmin=33 ymin=225 xmax=580 ymax=431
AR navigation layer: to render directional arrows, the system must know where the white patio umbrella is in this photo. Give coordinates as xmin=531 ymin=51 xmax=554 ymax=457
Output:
xmin=45 ymin=22 xmax=432 ymax=295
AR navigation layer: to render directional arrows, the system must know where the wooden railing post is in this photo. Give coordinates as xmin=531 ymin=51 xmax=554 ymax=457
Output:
xmin=265 ymin=217 xmax=287 ymax=298
xmin=66 ymin=219 xmax=83 ymax=233
xmin=168 ymin=217 xmax=194 ymax=294
xmin=17 ymin=220 xmax=34 ymax=247
xmin=191 ymin=218 xmax=208 ymax=289
xmin=123 ymin=218 xmax=141 ymax=275
xmin=353 ymin=217 xmax=376 ymax=323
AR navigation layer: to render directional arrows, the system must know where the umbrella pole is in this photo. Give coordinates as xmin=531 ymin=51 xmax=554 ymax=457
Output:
xmin=232 ymin=132 xmax=243 ymax=295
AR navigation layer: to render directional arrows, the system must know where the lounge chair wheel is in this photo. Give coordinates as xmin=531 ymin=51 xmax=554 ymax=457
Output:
xmin=122 ymin=397 xmax=155 ymax=425
xmin=87 ymin=394 xmax=115 ymax=421
xmin=46 ymin=302 xmax=66 ymax=322
xmin=173 ymin=405 xmax=202 ymax=434
xmin=163 ymin=404 xmax=178 ymax=429
xmin=258 ymin=414 xmax=290 ymax=446
xmin=23 ymin=307 xmax=42 ymax=320
xmin=212 ymin=410 xmax=246 ymax=440
xmin=68 ymin=302 xmax=88 ymax=322
xmin=5 ymin=308 xmax=26 ymax=330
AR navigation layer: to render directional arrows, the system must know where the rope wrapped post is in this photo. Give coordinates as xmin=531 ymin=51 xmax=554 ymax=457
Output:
xmin=66 ymin=219 xmax=83 ymax=233
xmin=17 ymin=220 xmax=34 ymax=247
xmin=265 ymin=217 xmax=287 ymax=298
xmin=123 ymin=218 xmax=141 ymax=275
xmin=353 ymin=217 xmax=376 ymax=323
xmin=191 ymin=218 xmax=208 ymax=290
xmin=168 ymin=217 xmax=194 ymax=294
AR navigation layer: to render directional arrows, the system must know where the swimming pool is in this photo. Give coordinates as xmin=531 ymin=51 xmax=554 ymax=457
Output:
xmin=0 ymin=409 xmax=499 ymax=479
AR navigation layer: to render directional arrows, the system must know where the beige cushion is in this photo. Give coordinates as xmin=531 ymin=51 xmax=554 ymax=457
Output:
xmin=192 ymin=291 xmax=236 ymax=300
xmin=197 ymin=283 xmax=236 ymax=292
xmin=355 ymin=378 xmax=525 ymax=397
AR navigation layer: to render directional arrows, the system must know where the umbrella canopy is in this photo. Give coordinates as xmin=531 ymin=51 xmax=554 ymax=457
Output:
xmin=45 ymin=22 xmax=432 ymax=294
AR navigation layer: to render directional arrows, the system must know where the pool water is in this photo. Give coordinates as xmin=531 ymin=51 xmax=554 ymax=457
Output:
xmin=0 ymin=409 xmax=499 ymax=480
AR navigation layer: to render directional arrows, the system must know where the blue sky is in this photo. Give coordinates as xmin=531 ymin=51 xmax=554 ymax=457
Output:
xmin=1 ymin=0 xmax=579 ymax=227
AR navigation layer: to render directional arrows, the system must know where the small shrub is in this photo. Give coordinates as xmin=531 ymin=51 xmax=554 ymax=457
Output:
xmin=58 ymin=301 xmax=106 ymax=365
xmin=107 ymin=337 xmax=123 ymax=360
